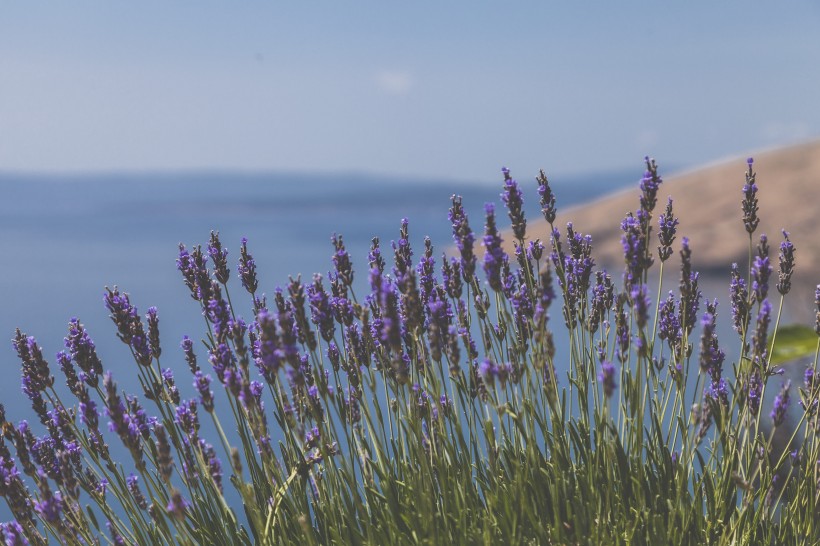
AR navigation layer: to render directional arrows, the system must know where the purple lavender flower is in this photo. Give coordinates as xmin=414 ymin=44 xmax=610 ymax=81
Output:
xmin=176 ymin=244 xmax=212 ymax=302
xmin=698 ymin=307 xmax=726 ymax=385
xmin=2 ymin=521 xmax=29 ymax=545
xmin=194 ymin=371 xmax=214 ymax=413
xmin=307 ymin=274 xmax=335 ymax=342
xmin=501 ymin=167 xmax=527 ymax=242
xmin=742 ymin=157 xmax=759 ymax=234
xmin=751 ymin=234 xmax=771 ymax=303
xmin=154 ymin=424 xmax=173 ymax=483
xmin=56 ymin=351 xmax=83 ymax=398
xmin=206 ymin=282 xmax=231 ymax=344
xmin=621 ymin=213 xmax=648 ymax=288
xmin=527 ymin=239 xmax=544 ymax=262
xmin=13 ymin=330 xmax=54 ymax=398
xmin=816 ymin=285 xmax=820 ymax=336
xmin=678 ymin=238 xmax=701 ymax=336
xmin=639 ymin=157 xmax=663 ymax=214
xmin=391 ymin=219 xmax=413 ymax=281
xmin=481 ymin=203 xmax=507 ymax=291
xmin=208 ymin=231 xmax=230 ymax=285
xmin=536 ymin=169 xmax=557 ymax=224
xmin=706 ymin=377 xmax=729 ymax=407
xmin=200 ymin=441 xmax=223 ymax=493
xmin=146 ymin=307 xmax=161 ymax=359
xmin=208 ymin=343 xmax=236 ymax=385
xmin=34 ymin=473 xmax=63 ymax=524
xmin=127 ymin=473 xmax=147 ymax=510
xmin=631 ymin=284 xmax=651 ymax=329
xmin=175 ymin=399 xmax=200 ymax=438
xmin=777 ymin=229 xmax=795 ymax=296
xmin=253 ymin=309 xmax=284 ymax=382
xmin=599 ymin=361 xmax=617 ymax=398
xmin=368 ymin=237 xmax=386 ymax=274
xmin=331 ymin=233 xmax=354 ymax=288
xmin=478 ymin=358 xmax=497 ymax=388
xmin=770 ymin=381 xmax=791 ymax=427
xmin=416 ymin=237 xmax=436 ymax=304
xmin=79 ymin=398 xmax=99 ymax=430
xmin=657 ymin=197 xmax=678 ymax=262
xmin=449 ymin=195 xmax=476 ymax=283
xmin=65 ymin=318 xmax=103 ymax=387
xmin=107 ymin=522 xmax=126 ymax=546
xmin=166 ymin=489 xmax=188 ymax=521
xmin=279 ymin=287 xmax=310 ymax=356
xmin=751 ymin=299 xmax=772 ymax=371
xmin=729 ymin=263 xmax=749 ymax=335
xmin=237 ymin=237 xmax=258 ymax=295
xmin=746 ymin=370 xmax=763 ymax=415
xmin=441 ymin=256 xmax=463 ymax=300
xmin=587 ymin=271 xmax=612 ymax=333
xmin=614 ymin=296 xmax=630 ymax=363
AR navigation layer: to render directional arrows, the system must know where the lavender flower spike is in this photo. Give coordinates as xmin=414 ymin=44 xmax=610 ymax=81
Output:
xmin=449 ymin=195 xmax=477 ymax=283
xmin=501 ymin=167 xmax=527 ymax=242
xmin=657 ymin=197 xmax=678 ymax=262
xmin=599 ymin=361 xmax=617 ymax=398
xmin=770 ymin=380 xmax=791 ymax=427
xmin=482 ymin=203 xmax=507 ymax=292
xmin=742 ymin=157 xmax=759 ymax=234
xmin=536 ymin=169 xmax=557 ymax=224
xmin=777 ymin=229 xmax=795 ymax=296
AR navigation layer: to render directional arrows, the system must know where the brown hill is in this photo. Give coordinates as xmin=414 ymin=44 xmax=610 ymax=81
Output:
xmin=500 ymin=140 xmax=820 ymax=318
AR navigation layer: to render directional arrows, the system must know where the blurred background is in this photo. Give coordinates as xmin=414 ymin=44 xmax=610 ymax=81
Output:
xmin=0 ymin=2 xmax=818 ymax=499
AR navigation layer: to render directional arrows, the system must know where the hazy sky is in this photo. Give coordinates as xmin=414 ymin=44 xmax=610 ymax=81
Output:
xmin=1 ymin=3 xmax=818 ymax=181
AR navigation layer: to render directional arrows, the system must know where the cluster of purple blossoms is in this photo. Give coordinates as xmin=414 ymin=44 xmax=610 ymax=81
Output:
xmin=13 ymin=331 xmax=54 ymax=423
xmin=750 ymin=299 xmax=773 ymax=371
xmin=65 ymin=318 xmax=104 ymax=387
xmin=816 ymin=285 xmax=820 ymax=336
xmin=587 ymin=271 xmax=613 ymax=333
xmin=104 ymin=287 xmax=153 ymax=367
xmin=630 ymin=284 xmax=651 ymax=330
xmin=176 ymin=243 xmax=213 ymax=302
xmin=751 ymin=235 xmax=772 ymax=304
xmin=331 ymin=233 xmax=354 ymax=289
xmin=536 ymin=169 xmax=557 ymax=224
xmin=599 ymin=361 xmax=617 ymax=398
xmin=677 ymin=238 xmax=701 ymax=337
xmin=208 ymin=230 xmax=231 ymax=285
xmin=770 ymin=381 xmax=792 ymax=427
xmin=620 ymin=213 xmax=651 ymax=289
xmin=449 ymin=195 xmax=476 ymax=283
xmin=307 ymin=274 xmax=335 ymax=343
xmin=482 ymin=203 xmax=508 ymax=292
xmin=551 ymin=224 xmax=594 ymax=329
xmin=639 ymin=156 xmax=663 ymax=217
xmin=742 ymin=157 xmax=760 ymax=234
xmin=657 ymin=197 xmax=679 ymax=262
xmin=501 ymin=167 xmax=527 ymax=242
xmin=238 ymin=237 xmax=258 ymax=295
xmin=777 ymin=229 xmax=796 ymax=296
xmin=729 ymin=263 xmax=750 ymax=335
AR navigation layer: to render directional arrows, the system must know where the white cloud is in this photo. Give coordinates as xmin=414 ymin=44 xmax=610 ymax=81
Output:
xmin=634 ymin=129 xmax=659 ymax=154
xmin=375 ymin=70 xmax=413 ymax=96
xmin=759 ymin=121 xmax=811 ymax=142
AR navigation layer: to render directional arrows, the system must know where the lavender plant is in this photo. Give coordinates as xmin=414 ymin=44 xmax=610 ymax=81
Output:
xmin=1 ymin=160 xmax=819 ymax=545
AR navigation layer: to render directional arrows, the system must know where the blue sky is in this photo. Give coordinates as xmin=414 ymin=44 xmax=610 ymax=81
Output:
xmin=1 ymin=2 xmax=818 ymax=181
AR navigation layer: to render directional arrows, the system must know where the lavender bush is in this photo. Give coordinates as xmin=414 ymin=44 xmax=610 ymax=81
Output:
xmin=1 ymin=157 xmax=819 ymax=545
